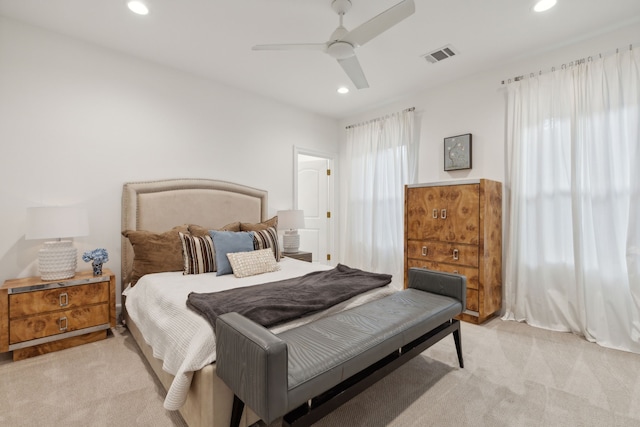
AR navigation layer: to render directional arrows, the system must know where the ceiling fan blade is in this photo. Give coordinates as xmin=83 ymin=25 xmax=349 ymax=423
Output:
xmin=252 ymin=43 xmax=327 ymax=52
xmin=337 ymin=55 xmax=369 ymax=89
xmin=341 ymin=0 xmax=415 ymax=47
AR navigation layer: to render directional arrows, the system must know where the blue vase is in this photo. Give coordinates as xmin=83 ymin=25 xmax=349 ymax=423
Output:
xmin=92 ymin=262 xmax=103 ymax=276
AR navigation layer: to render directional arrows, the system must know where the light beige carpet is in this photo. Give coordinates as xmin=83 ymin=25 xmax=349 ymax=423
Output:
xmin=0 ymin=325 xmax=187 ymax=427
xmin=2 ymin=319 xmax=639 ymax=427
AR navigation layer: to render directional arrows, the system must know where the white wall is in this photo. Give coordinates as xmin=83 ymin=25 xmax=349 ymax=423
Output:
xmin=0 ymin=18 xmax=339 ymax=297
xmin=338 ymin=22 xmax=640 ymax=186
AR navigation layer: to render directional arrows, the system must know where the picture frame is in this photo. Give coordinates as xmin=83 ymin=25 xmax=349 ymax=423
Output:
xmin=444 ymin=133 xmax=472 ymax=171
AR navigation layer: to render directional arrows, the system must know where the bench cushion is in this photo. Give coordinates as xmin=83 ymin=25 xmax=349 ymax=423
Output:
xmin=279 ymin=288 xmax=462 ymax=410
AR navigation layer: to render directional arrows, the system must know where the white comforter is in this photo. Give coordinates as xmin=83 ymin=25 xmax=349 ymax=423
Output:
xmin=123 ymin=258 xmax=398 ymax=410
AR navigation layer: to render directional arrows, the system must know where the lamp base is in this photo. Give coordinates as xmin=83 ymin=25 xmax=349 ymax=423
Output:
xmin=282 ymin=230 xmax=300 ymax=254
xmin=38 ymin=240 xmax=77 ymax=281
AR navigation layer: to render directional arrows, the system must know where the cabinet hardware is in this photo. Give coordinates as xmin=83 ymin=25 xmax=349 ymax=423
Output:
xmin=453 ymin=249 xmax=459 ymax=260
xmin=432 ymin=209 xmax=438 ymax=219
xmin=59 ymin=317 xmax=68 ymax=331
xmin=421 ymin=246 xmax=427 ymax=256
xmin=441 ymin=209 xmax=447 ymax=219
xmin=59 ymin=292 xmax=68 ymax=307
xmin=453 ymin=270 xmax=459 ymax=274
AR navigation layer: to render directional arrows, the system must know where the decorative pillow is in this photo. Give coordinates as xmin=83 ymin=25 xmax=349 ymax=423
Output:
xmin=252 ymin=227 xmax=281 ymax=262
xmin=122 ymin=225 xmax=188 ymax=285
xmin=179 ymin=232 xmax=216 ymax=274
xmin=227 ymin=248 xmax=281 ymax=278
xmin=209 ymin=230 xmax=255 ymax=276
xmin=240 ymin=216 xmax=278 ymax=232
xmin=188 ymin=222 xmax=241 ymax=237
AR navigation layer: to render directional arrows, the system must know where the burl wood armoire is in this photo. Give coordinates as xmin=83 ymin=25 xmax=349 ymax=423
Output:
xmin=404 ymin=179 xmax=502 ymax=324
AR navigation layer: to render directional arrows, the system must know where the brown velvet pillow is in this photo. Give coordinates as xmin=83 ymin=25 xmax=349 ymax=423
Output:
xmin=240 ymin=216 xmax=278 ymax=231
xmin=122 ymin=225 xmax=188 ymax=286
xmin=188 ymin=222 xmax=241 ymax=237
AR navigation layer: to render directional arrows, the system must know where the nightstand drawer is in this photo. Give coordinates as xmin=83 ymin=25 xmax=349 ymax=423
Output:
xmin=9 ymin=282 xmax=109 ymax=319
xmin=9 ymin=303 xmax=109 ymax=344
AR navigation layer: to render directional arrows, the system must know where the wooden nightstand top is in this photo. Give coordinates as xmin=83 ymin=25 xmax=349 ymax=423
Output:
xmin=2 ymin=268 xmax=115 ymax=294
xmin=284 ymin=251 xmax=312 ymax=263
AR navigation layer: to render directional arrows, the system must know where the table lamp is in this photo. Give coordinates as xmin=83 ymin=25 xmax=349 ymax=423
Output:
xmin=277 ymin=210 xmax=305 ymax=254
xmin=26 ymin=206 xmax=89 ymax=280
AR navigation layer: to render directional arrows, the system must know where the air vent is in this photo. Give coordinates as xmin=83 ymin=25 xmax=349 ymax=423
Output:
xmin=422 ymin=44 xmax=458 ymax=64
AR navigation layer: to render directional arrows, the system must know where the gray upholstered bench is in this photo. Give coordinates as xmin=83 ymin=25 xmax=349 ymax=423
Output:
xmin=216 ymin=268 xmax=466 ymax=427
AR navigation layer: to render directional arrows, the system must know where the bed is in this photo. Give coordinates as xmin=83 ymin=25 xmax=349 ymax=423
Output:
xmin=120 ymin=179 xmax=396 ymax=427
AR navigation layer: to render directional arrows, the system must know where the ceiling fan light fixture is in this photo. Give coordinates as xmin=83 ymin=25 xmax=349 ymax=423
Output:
xmin=533 ymin=0 xmax=557 ymax=12
xmin=337 ymin=86 xmax=350 ymax=94
xmin=327 ymin=41 xmax=355 ymax=60
xmin=127 ymin=1 xmax=149 ymax=15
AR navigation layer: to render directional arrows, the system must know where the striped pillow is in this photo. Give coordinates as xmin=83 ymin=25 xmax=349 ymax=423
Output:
xmin=253 ymin=227 xmax=281 ymax=261
xmin=179 ymin=232 xmax=216 ymax=274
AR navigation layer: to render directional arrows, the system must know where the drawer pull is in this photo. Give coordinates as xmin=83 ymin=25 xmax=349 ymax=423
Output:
xmin=59 ymin=292 xmax=68 ymax=307
xmin=421 ymin=246 xmax=428 ymax=256
xmin=432 ymin=209 xmax=438 ymax=219
xmin=441 ymin=209 xmax=447 ymax=219
xmin=59 ymin=317 xmax=68 ymax=331
xmin=453 ymin=270 xmax=459 ymax=274
xmin=453 ymin=249 xmax=459 ymax=260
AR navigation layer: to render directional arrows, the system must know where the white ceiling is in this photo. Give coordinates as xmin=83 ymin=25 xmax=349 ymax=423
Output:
xmin=1 ymin=0 xmax=639 ymax=119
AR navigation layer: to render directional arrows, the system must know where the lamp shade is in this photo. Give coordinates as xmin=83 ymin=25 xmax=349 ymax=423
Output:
xmin=277 ymin=210 xmax=305 ymax=230
xmin=26 ymin=206 xmax=89 ymax=240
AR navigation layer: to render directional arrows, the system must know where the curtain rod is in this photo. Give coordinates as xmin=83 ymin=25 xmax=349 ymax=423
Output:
xmin=345 ymin=107 xmax=415 ymax=129
xmin=501 ymin=43 xmax=635 ymax=85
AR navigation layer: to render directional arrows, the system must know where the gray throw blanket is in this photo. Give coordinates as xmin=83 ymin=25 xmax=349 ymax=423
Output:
xmin=186 ymin=264 xmax=392 ymax=331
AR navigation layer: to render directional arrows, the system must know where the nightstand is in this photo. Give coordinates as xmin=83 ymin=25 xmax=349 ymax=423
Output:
xmin=284 ymin=251 xmax=312 ymax=263
xmin=0 ymin=269 xmax=116 ymax=361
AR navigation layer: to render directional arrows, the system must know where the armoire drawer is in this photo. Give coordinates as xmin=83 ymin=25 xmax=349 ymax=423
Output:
xmin=407 ymin=240 xmax=479 ymax=267
xmin=407 ymin=260 xmax=479 ymax=290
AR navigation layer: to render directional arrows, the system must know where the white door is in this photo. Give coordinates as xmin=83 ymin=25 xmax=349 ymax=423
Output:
xmin=297 ymin=154 xmax=332 ymax=264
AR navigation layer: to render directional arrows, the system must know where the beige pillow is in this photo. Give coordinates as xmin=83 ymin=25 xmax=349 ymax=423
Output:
xmin=227 ymin=248 xmax=281 ymax=278
xmin=240 ymin=216 xmax=278 ymax=232
xmin=188 ymin=222 xmax=241 ymax=237
xmin=122 ymin=225 xmax=188 ymax=285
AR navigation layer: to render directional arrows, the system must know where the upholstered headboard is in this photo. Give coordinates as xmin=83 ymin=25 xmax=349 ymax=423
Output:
xmin=121 ymin=178 xmax=268 ymax=289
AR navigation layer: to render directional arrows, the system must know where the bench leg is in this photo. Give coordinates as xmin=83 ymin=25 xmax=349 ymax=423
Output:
xmin=453 ymin=327 xmax=464 ymax=368
xmin=230 ymin=395 xmax=245 ymax=427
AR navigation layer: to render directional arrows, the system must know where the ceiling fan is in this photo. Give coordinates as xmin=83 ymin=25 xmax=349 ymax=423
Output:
xmin=252 ymin=0 xmax=416 ymax=90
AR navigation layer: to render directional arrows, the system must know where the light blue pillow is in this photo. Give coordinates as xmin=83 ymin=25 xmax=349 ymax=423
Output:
xmin=209 ymin=230 xmax=255 ymax=276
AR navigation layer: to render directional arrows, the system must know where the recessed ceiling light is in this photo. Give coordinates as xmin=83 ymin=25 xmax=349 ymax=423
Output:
xmin=533 ymin=0 xmax=557 ymax=12
xmin=337 ymin=87 xmax=349 ymax=94
xmin=128 ymin=1 xmax=149 ymax=15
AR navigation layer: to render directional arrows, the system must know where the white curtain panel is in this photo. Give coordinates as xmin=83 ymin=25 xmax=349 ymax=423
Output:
xmin=341 ymin=109 xmax=418 ymax=283
xmin=504 ymin=48 xmax=640 ymax=353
